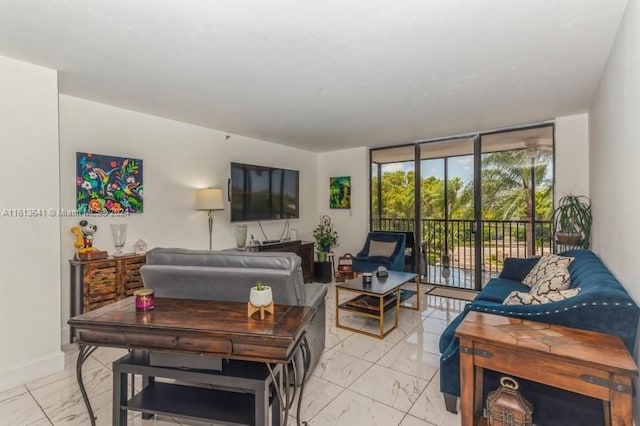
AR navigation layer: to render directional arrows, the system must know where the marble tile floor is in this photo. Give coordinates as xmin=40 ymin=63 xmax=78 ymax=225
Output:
xmin=0 ymin=282 xmax=463 ymax=426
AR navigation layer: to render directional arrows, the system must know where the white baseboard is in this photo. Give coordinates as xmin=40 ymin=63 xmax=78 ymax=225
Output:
xmin=0 ymin=351 xmax=65 ymax=392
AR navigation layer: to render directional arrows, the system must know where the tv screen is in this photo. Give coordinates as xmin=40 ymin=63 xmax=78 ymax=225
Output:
xmin=230 ymin=162 xmax=299 ymax=222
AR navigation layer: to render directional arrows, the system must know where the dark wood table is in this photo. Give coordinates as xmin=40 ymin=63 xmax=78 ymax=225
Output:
xmin=456 ymin=312 xmax=638 ymax=426
xmin=335 ymin=271 xmax=418 ymax=338
xmin=69 ymin=297 xmax=314 ymax=426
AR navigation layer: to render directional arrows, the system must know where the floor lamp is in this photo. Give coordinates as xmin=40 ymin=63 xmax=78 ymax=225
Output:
xmin=195 ymin=188 xmax=225 ymax=250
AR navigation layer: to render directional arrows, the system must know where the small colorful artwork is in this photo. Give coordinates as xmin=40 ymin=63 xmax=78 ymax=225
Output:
xmin=76 ymin=152 xmax=143 ymax=214
xmin=330 ymin=176 xmax=351 ymax=209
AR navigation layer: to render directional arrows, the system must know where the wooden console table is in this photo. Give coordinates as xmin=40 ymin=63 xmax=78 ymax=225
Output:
xmin=70 ymin=254 xmax=146 ymax=314
xmin=69 ymin=254 xmax=146 ymax=342
xmin=69 ymin=297 xmax=314 ymax=426
xmin=249 ymin=240 xmax=314 ymax=283
xmin=456 ymin=312 xmax=638 ymax=426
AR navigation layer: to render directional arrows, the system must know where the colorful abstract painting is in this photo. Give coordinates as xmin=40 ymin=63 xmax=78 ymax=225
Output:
xmin=330 ymin=176 xmax=351 ymax=209
xmin=76 ymin=152 xmax=143 ymax=214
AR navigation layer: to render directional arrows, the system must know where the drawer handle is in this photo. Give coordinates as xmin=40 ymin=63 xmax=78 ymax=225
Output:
xmin=172 ymin=337 xmax=179 ymax=346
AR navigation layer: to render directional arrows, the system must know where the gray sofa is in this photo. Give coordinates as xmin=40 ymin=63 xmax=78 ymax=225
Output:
xmin=140 ymin=247 xmax=327 ymax=374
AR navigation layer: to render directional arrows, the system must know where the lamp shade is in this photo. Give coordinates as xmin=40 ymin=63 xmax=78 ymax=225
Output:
xmin=195 ymin=188 xmax=225 ymax=211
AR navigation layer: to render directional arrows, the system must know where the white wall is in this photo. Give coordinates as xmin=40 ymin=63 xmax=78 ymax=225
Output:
xmin=589 ymin=0 xmax=640 ymax=420
xmin=58 ymin=95 xmax=318 ymax=342
xmin=0 ymin=55 xmax=64 ymax=391
xmin=555 ymin=113 xmax=590 ymax=202
xmin=317 ymin=148 xmax=370 ymax=257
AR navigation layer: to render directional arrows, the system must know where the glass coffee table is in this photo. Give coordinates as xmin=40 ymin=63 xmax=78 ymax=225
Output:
xmin=335 ymin=270 xmax=419 ymax=339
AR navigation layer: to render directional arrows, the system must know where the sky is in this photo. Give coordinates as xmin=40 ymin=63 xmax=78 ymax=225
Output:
xmin=381 ymin=156 xmax=474 ymax=184
xmin=380 ymin=153 xmax=553 ymax=185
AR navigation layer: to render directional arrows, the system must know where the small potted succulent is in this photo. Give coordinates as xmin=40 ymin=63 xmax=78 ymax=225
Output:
xmin=313 ymin=215 xmax=339 ymax=262
xmin=553 ymin=194 xmax=592 ymax=248
xmin=249 ymin=281 xmax=273 ymax=307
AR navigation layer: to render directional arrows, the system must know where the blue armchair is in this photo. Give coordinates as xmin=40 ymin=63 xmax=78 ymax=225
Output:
xmin=352 ymin=232 xmax=406 ymax=273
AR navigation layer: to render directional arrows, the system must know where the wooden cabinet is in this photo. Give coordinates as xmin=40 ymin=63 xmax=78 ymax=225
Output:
xmin=70 ymin=254 xmax=146 ymax=329
xmin=252 ymin=240 xmax=315 ymax=283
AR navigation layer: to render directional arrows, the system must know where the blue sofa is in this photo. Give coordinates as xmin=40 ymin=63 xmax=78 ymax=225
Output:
xmin=439 ymin=249 xmax=639 ymax=425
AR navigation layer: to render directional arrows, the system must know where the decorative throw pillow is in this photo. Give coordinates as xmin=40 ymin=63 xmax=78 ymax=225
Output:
xmin=504 ymin=288 xmax=581 ymax=305
xmin=368 ymin=240 xmax=397 ymax=257
xmin=522 ymin=253 xmax=574 ymax=287
xmin=529 ymin=266 xmax=571 ymax=296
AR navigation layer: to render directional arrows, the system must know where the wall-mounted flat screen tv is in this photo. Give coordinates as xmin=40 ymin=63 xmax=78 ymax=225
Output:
xmin=230 ymin=162 xmax=299 ymax=222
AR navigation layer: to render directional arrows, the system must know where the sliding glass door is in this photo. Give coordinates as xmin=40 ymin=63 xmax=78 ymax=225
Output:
xmin=479 ymin=126 xmax=555 ymax=281
xmin=419 ymin=137 xmax=476 ymax=289
xmin=370 ymin=123 xmax=555 ymax=291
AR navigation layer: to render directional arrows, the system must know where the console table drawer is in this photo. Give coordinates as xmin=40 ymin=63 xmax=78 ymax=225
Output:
xmin=78 ymin=330 xmax=127 ymax=346
xmin=175 ymin=336 xmax=233 ymax=354
xmin=124 ymin=332 xmax=232 ymax=354
xmin=233 ymin=342 xmax=289 ymax=361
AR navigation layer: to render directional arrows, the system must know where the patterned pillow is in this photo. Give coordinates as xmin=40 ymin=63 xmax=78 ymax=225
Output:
xmin=522 ymin=254 xmax=574 ymax=287
xmin=504 ymin=288 xmax=581 ymax=305
xmin=368 ymin=240 xmax=397 ymax=257
xmin=529 ymin=266 xmax=571 ymax=296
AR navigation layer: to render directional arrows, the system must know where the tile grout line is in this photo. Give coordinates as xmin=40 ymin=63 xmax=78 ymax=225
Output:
xmin=299 ymin=384 xmax=347 ymax=424
xmin=25 ymin=387 xmax=53 ymax=426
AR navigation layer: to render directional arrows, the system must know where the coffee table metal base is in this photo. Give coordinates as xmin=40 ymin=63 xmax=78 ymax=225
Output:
xmin=335 ymin=287 xmax=401 ymax=339
xmin=335 ymin=274 xmax=420 ymax=339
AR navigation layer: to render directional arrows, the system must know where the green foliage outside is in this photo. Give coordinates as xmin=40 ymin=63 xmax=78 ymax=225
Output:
xmin=371 ymin=151 xmax=553 ymax=262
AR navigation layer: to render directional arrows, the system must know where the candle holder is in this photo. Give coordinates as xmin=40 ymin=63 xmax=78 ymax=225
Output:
xmin=134 ymin=288 xmax=155 ymax=311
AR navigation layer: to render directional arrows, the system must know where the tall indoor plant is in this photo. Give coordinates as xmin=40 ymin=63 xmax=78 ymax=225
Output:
xmin=313 ymin=215 xmax=339 ymax=262
xmin=553 ymin=194 xmax=592 ymax=248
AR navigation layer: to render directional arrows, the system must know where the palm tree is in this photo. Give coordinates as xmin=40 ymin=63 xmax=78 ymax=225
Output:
xmin=480 ymin=150 xmax=552 ymax=255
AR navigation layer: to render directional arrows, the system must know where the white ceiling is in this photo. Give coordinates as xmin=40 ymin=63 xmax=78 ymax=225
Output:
xmin=0 ymin=0 xmax=628 ymax=152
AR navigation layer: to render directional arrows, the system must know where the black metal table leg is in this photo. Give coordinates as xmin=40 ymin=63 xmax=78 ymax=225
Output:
xmin=76 ymin=345 xmax=98 ymax=426
xmin=113 ymin=359 xmax=128 ymax=426
xmin=295 ymin=336 xmax=311 ymax=426
xmin=268 ymin=334 xmax=309 ymax=426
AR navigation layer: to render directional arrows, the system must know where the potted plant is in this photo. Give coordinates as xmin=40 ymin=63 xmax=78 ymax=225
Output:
xmin=249 ymin=281 xmax=273 ymax=307
xmin=553 ymin=194 xmax=592 ymax=248
xmin=313 ymin=215 xmax=339 ymax=262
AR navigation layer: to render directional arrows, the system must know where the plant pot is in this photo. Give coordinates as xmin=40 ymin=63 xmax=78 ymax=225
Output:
xmin=556 ymin=231 xmax=583 ymax=246
xmin=317 ymin=252 xmax=328 ymax=263
xmin=249 ymin=286 xmax=273 ymax=307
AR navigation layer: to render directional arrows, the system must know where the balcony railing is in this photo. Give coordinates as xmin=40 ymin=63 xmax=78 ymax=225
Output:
xmin=371 ymin=217 xmax=553 ymax=289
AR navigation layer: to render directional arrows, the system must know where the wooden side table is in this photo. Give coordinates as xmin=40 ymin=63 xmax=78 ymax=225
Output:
xmin=456 ymin=312 xmax=638 ymax=426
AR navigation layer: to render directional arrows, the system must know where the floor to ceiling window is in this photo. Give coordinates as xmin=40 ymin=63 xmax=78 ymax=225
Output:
xmin=370 ymin=123 xmax=554 ymax=290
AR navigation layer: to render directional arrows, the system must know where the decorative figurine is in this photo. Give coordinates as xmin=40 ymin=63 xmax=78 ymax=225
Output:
xmin=70 ymin=220 xmax=108 ymax=260
xmin=134 ymin=239 xmax=148 ymax=255
xmin=79 ymin=220 xmax=97 ymax=248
